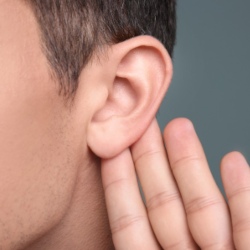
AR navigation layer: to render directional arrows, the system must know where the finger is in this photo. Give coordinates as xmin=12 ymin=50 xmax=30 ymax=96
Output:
xmin=221 ymin=151 xmax=250 ymax=250
xmin=101 ymin=149 xmax=161 ymax=250
xmin=164 ymin=118 xmax=234 ymax=249
xmin=132 ymin=119 xmax=198 ymax=249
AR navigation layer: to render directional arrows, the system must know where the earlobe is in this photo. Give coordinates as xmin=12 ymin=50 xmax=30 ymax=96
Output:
xmin=87 ymin=36 xmax=173 ymax=159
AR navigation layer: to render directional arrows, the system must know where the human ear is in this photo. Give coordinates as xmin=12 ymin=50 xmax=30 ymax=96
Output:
xmin=86 ymin=36 xmax=173 ymax=159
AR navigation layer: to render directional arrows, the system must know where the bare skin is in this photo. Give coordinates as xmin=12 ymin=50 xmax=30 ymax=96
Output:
xmin=3 ymin=1 xmax=249 ymax=249
xmin=0 ymin=1 xmax=113 ymax=249
xmin=0 ymin=1 xmax=170 ymax=249
xmin=102 ymin=118 xmax=250 ymax=249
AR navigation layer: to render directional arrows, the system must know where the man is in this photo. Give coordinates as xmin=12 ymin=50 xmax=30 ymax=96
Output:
xmin=0 ymin=0 xmax=176 ymax=249
xmin=1 ymin=0 xmax=249 ymax=249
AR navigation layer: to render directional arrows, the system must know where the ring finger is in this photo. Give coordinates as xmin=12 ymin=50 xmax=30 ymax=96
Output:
xmin=164 ymin=118 xmax=234 ymax=249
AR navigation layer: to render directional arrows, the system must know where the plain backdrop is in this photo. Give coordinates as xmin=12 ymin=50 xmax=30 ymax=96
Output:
xmin=157 ymin=1 xmax=250 ymax=194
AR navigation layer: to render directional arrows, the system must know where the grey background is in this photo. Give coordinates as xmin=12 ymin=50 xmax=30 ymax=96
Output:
xmin=157 ymin=1 xmax=250 ymax=194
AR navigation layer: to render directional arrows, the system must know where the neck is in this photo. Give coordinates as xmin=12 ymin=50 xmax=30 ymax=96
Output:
xmin=26 ymin=153 xmax=114 ymax=250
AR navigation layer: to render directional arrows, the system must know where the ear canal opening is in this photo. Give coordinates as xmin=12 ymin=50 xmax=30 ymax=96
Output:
xmin=92 ymin=76 xmax=138 ymax=123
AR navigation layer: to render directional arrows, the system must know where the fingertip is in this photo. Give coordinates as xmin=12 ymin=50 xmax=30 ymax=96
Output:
xmin=221 ymin=151 xmax=250 ymax=192
xmin=163 ymin=117 xmax=195 ymax=141
xmin=221 ymin=151 xmax=248 ymax=172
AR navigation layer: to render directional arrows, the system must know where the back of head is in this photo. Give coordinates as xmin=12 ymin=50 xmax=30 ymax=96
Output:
xmin=26 ymin=0 xmax=177 ymax=96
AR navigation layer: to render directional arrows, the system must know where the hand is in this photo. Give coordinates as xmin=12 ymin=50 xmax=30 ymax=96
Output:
xmin=101 ymin=118 xmax=250 ymax=249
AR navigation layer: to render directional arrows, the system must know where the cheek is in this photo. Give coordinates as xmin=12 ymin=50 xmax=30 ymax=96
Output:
xmin=0 ymin=75 xmax=80 ymax=246
xmin=0 ymin=1 xmax=85 ymax=247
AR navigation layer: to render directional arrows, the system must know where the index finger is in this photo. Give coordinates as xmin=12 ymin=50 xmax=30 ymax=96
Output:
xmin=102 ymin=149 xmax=161 ymax=250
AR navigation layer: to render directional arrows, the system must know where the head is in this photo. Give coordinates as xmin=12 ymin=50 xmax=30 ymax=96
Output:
xmin=0 ymin=0 xmax=176 ymax=248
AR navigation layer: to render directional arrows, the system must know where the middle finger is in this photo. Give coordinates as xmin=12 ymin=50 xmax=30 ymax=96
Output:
xmin=132 ymin=119 xmax=197 ymax=249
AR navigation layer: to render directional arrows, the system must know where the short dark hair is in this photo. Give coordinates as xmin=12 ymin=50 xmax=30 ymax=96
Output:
xmin=26 ymin=0 xmax=177 ymax=97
